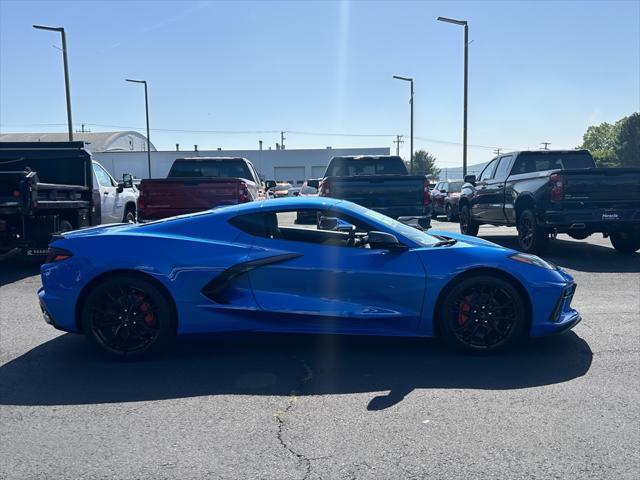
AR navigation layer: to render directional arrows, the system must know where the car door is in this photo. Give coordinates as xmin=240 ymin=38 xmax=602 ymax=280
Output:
xmin=432 ymin=183 xmax=443 ymax=213
xmin=483 ymin=155 xmax=514 ymax=224
xmin=470 ymin=158 xmax=499 ymax=222
xmin=236 ymin=210 xmax=427 ymax=334
xmin=92 ymin=162 xmax=119 ymax=223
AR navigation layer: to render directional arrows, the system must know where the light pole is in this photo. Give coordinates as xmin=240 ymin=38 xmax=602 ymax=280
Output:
xmin=393 ymin=75 xmax=414 ymax=174
xmin=33 ymin=24 xmax=73 ymax=141
xmin=125 ymin=79 xmax=152 ymax=178
xmin=437 ymin=16 xmax=468 ymax=177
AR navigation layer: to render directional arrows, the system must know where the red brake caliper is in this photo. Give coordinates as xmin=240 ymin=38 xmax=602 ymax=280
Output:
xmin=136 ymin=294 xmax=156 ymax=327
xmin=458 ymin=297 xmax=472 ymax=326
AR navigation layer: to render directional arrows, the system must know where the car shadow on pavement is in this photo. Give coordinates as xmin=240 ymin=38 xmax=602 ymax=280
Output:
xmin=0 ymin=331 xmax=592 ymax=410
xmin=480 ymin=235 xmax=639 ymax=273
xmin=0 ymin=261 xmax=41 ymax=287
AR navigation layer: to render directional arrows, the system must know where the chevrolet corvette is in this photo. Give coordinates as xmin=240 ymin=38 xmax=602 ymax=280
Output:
xmin=38 ymin=197 xmax=581 ymax=359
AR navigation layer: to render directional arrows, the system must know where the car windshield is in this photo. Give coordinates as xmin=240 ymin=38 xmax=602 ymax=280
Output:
xmin=325 ymin=157 xmax=407 ymax=176
xmin=348 ymin=203 xmax=440 ymax=247
xmin=168 ymin=159 xmax=252 ymax=179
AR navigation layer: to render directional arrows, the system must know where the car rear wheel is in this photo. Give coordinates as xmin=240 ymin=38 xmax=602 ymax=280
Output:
xmin=445 ymin=204 xmax=456 ymax=222
xmin=459 ymin=205 xmax=479 ymax=236
xmin=610 ymin=230 xmax=640 ymax=254
xmin=517 ymin=209 xmax=549 ymax=254
xmin=438 ymin=275 xmax=526 ymax=354
xmin=81 ymin=275 xmax=175 ymax=360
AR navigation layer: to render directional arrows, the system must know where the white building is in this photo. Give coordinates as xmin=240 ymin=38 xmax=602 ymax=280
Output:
xmin=93 ymin=146 xmax=390 ymax=185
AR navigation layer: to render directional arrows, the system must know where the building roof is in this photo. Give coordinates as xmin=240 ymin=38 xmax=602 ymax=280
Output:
xmin=0 ymin=131 xmax=156 ymax=152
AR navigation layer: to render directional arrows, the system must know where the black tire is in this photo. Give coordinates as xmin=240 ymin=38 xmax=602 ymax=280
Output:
xmin=517 ymin=209 xmax=548 ymax=254
xmin=445 ymin=204 xmax=455 ymax=222
xmin=81 ymin=275 xmax=176 ymax=360
xmin=459 ymin=204 xmax=479 ymax=236
xmin=610 ymin=230 xmax=640 ymax=254
xmin=438 ymin=274 xmax=527 ymax=354
xmin=431 ymin=209 xmax=438 ymax=220
xmin=123 ymin=206 xmax=136 ymax=224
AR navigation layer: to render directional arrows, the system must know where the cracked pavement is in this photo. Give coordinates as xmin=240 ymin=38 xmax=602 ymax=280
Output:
xmin=1 ymin=220 xmax=638 ymax=479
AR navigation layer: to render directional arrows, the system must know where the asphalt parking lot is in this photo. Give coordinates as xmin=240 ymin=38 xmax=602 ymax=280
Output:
xmin=0 ymin=218 xmax=639 ymax=480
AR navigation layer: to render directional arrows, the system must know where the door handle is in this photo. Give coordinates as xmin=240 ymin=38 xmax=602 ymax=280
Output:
xmin=103 ymin=191 xmax=109 ymax=195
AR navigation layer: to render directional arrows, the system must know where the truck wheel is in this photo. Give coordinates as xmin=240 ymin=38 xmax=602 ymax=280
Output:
xmin=610 ymin=230 xmax=640 ymax=254
xmin=459 ymin=205 xmax=479 ymax=236
xmin=446 ymin=204 xmax=455 ymax=222
xmin=517 ymin=209 xmax=548 ymax=254
xmin=123 ymin=206 xmax=136 ymax=223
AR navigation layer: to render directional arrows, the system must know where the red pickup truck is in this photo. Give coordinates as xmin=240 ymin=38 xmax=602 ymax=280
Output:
xmin=137 ymin=157 xmax=265 ymax=221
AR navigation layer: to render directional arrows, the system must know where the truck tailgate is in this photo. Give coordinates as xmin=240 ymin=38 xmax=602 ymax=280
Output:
xmin=139 ymin=177 xmax=242 ymax=219
xmin=562 ymin=168 xmax=640 ymax=204
xmin=328 ymin=175 xmax=424 ymax=208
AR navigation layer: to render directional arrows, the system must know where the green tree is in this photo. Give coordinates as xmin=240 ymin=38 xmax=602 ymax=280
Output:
xmin=580 ymin=121 xmax=620 ymax=167
xmin=409 ymin=150 xmax=440 ymax=178
xmin=614 ymin=112 xmax=640 ymax=168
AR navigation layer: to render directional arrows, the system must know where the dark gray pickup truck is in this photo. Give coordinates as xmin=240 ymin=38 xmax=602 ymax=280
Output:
xmin=458 ymin=149 xmax=640 ymax=254
xmin=318 ymin=155 xmax=431 ymax=226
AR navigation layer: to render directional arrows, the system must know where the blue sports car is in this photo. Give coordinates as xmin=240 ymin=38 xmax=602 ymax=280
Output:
xmin=38 ymin=197 xmax=581 ymax=359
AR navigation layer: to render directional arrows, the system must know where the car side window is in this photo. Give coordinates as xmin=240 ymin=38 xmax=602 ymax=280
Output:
xmin=492 ymin=155 xmax=514 ymax=181
xmin=478 ymin=158 xmax=498 ymax=182
xmin=442 ymin=183 xmax=448 ymax=193
xmin=93 ymin=163 xmax=114 ymax=187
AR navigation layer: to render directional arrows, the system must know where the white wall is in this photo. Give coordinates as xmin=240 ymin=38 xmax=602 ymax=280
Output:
xmin=93 ymin=147 xmax=390 ymax=181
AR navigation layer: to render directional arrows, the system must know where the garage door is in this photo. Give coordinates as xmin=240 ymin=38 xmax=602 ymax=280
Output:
xmin=274 ymin=166 xmax=305 ymax=185
xmin=311 ymin=166 xmax=326 ymax=178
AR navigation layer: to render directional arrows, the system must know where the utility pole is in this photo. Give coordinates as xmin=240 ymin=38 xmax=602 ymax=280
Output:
xmin=541 ymin=142 xmax=551 ymax=150
xmin=33 ymin=25 xmax=73 ymax=141
xmin=393 ymin=75 xmax=414 ymax=173
xmin=493 ymin=148 xmax=502 ymax=156
xmin=281 ymin=131 xmax=286 ymax=150
xmin=393 ymin=135 xmax=404 ymax=156
xmin=125 ymin=79 xmax=152 ymax=178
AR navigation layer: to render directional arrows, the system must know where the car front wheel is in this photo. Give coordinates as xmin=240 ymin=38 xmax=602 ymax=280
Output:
xmin=81 ymin=275 xmax=176 ymax=360
xmin=438 ymin=275 xmax=527 ymax=354
xmin=459 ymin=205 xmax=479 ymax=236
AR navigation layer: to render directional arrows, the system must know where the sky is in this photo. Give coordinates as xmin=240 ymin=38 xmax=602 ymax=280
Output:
xmin=0 ymin=0 xmax=638 ymax=168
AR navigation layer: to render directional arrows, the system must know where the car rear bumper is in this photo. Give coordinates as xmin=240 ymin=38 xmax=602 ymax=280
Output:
xmin=38 ymin=287 xmax=73 ymax=333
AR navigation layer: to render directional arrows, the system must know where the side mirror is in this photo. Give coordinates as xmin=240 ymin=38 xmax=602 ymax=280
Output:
xmin=464 ymin=174 xmax=476 ymax=184
xmin=265 ymin=180 xmax=277 ymax=189
xmin=122 ymin=173 xmax=133 ymax=188
xmin=116 ymin=182 xmax=124 ymax=193
xmin=318 ymin=216 xmax=339 ymax=230
xmin=367 ymin=231 xmax=406 ymax=251
xmin=440 ymin=189 xmax=447 ymax=194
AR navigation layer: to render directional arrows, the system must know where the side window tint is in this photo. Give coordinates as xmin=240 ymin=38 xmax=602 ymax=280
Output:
xmin=478 ymin=159 xmax=498 ymax=181
xmin=493 ymin=155 xmax=513 ymax=181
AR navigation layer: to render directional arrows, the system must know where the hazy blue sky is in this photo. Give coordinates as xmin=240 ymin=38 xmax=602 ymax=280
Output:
xmin=1 ymin=0 xmax=638 ymax=167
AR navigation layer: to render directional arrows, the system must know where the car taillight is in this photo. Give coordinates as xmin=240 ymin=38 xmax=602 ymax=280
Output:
xmin=11 ymin=190 xmax=20 ymax=197
xmin=238 ymin=181 xmax=251 ymax=203
xmin=550 ymin=173 xmax=564 ymax=202
xmin=423 ymin=179 xmax=431 ymax=206
xmin=319 ymin=179 xmax=331 ymax=197
xmin=45 ymin=247 xmax=73 ymax=264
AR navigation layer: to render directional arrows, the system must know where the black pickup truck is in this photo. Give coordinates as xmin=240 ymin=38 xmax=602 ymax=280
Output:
xmin=0 ymin=142 xmax=136 ymax=258
xmin=318 ymin=155 xmax=431 ymax=226
xmin=458 ymin=149 xmax=640 ymax=254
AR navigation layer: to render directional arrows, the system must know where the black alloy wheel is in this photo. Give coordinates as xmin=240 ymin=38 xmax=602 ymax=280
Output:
xmin=446 ymin=204 xmax=454 ymax=222
xmin=459 ymin=205 xmax=479 ymax=236
xmin=82 ymin=275 xmax=175 ymax=359
xmin=439 ymin=275 xmax=526 ymax=353
xmin=123 ymin=208 xmax=136 ymax=223
xmin=517 ymin=209 xmax=548 ymax=254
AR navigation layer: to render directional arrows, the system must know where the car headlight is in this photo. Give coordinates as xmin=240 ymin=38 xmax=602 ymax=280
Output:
xmin=508 ymin=252 xmax=556 ymax=270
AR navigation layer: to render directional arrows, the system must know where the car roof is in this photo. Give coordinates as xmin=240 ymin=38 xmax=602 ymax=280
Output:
xmin=231 ymin=196 xmax=342 ymax=214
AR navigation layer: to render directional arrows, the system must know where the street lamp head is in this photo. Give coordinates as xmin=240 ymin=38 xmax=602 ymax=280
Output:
xmin=126 ymin=78 xmax=146 ymax=84
xmin=437 ymin=16 xmax=467 ymax=26
xmin=33 ymin=24 xmax=64 ymax=32
xmin=393 ymin=75 xmax=413 ymax=82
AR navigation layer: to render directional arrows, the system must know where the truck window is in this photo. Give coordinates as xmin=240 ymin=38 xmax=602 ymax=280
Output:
xmin=511 ymin=151 xmax=594 ymax=174
xmin=478 ymin=158 xmax=498 ymax=181
xmin=169 ymin=159 xmax=252 ymax=180
xmin=493 ymin=155 xmax=514 ymax=181
xmin=93 ymin=163 xmax=114 ymax=187
xmin=325 ymin=157 xmax=408 ymax=177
